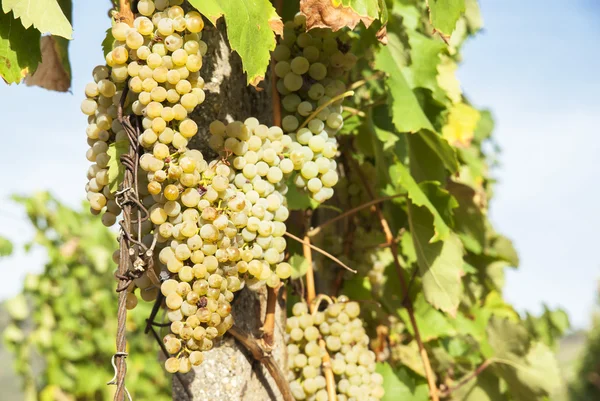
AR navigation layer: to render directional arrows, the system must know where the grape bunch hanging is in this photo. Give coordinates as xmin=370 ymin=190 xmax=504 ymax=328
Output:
xmin=80 ymin=1 xmax=378 ymax=388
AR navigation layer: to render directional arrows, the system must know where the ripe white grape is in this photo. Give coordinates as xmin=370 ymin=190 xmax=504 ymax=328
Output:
xmin=287 ymin=298 xmax=384 ymax=401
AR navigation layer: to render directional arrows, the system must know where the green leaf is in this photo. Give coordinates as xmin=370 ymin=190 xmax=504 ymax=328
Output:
xmin=413 ymin=130 xmax=458 ymax=174
xmin=289 ymin=254 xmax=309 ymax=279
xmin=101 ymin=27 xmax=114 ymax=58
xmin=285 ymin=180 xmax=319 ymax=210
xmin=464 ymin=0 xmax=483 ymax=32
xmin=447 ymin=182 xmax=486 ymax=254
xmin=338 ymin=0 xmax=381 ymax=22
xmin=486 ymin=318 xmax=562 ymax=401
xmin=489 ymin=235 xmax=519 ymax=267
xmin=408 ymin=203 xmax=463 ymax=316
xmin=390 ymin=162 xmax=455 ymax=242
xmin=106 ymin=141 xmax=128 ymax=192
xmin=375 ymin=33 xmax=433 ymax=133
xmin=5 ymin=294 xmax=29 ymax=320
xmin=400 ymin=230 xmax=417 ymax=265
xmin=473 ymin=109 xmax=494 ymax=142
xmin=2 ymin=0 xmax=73 ymax=39
xmin=402 ymin=31 xmax=445 ymax=101
xmin=486 ymin=317 xmax=530 ymax=359
xmin=189 ymin=0 xmax=282 ymax=87
xmin=0 ymin=236 xmax=13 ymax=256
xmin=398 ymin=294 xmax=456 ymax=341
xmin=377 ymin=362 xmax=430 ymax=401
xmin=394 ymin=343 xmax=426 ymax=377
xmin=451 ymin=372 xmax=503 ymax=401
xmin=427 ymin=0 xmax=466 ymax=37
xmin=407 ymin=131 xmax=448 ymax=183
xmin=0 ymin=11 xmax=42 ymax=84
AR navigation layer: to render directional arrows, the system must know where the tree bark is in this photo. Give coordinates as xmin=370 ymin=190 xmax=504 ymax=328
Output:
xmin=172 ymin=21 xmax=287 ymax=401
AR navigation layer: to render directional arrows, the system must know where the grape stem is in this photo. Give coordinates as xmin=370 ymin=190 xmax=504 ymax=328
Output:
xmin=348 ymin=71 xmax=385 ymax=91
xmin=117 ymin=0 xmax=134 ymax=27
xmin=284 ymin=232 xmax=357 ymax=273
xmin=303 ymin=229 xmax=338 ymax=401
xmin=228 ymin=325 xmax=294 ymax=401
xmin=306 ymin=193 xmax=406 ymax=237
xmin=261 ymin=284 xmax=279 ymax=349
xmin=438 ymin=359 xmax=493 ymax=398
xmin=298 ymin=90 xmax=355 ymax=130
xmin=346 ymin=147 xmax=440 ymax=401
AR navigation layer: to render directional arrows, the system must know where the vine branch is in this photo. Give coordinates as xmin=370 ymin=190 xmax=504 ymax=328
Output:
xmin=117 ymin=0 xmax=134 ymax=26
xmin=228 ymin=325 xmax=294 ymax=401
xmin=303 ymin=225 xmax=337 ymax=401
xmin=285 ymin=232 xmax=356 ymax=273
xmin=439 ymin=359 xmax=493 ymax=398
xmin=346 ymin=150 xmax=440 ymax=401
xmin=261 ymin=285 xmax=279 ymax=349
xmin=306 ymin=194 xmax=405 ymax=237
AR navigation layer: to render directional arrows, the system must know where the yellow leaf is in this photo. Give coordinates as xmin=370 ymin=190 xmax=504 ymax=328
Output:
xmin=436 ymin=56 xmax=462 ymax=104
xmin=442 ymin=103 xmax=480 ymax=148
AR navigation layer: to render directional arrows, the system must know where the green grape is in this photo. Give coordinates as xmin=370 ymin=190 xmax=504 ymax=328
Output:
xmin=286 ymin=298 xmax=384 ymax=401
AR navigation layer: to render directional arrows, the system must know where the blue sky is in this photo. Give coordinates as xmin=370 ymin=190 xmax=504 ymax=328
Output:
xmin=0 ymin=1 xmax=598 ymax=329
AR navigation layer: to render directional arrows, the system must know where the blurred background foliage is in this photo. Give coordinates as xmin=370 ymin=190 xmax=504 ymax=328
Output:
xmin=1 ymin=193 xmax=598 ymax=400
xmin=1 ymin=193 xmax=170 ymax=401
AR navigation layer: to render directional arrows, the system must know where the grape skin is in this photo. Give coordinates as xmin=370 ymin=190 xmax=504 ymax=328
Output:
xmin=273 ymin=13 xmax=355 ymax=203
xmin=287 ymin=297 xmax=385 ymax=401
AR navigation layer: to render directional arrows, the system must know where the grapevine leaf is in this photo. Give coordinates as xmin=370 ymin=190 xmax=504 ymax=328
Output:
xmin=442 ymin=103 xmax=480 ymax=148
xmin=0 ymin=11 xmax=42 ymax=84
xmin=489 ymin=235 xmax=519 ymax=267
xmin=446 ymin=181 xmax=486 ymax=254
xmin=3 ymin=323 xmax=25 ymax=343
xmin=300 ymin=0 xmax=381 ymax=31
xmin=390 ymin=162 xmax=455 ymax=242
xmin=375 ymin=33 xmax=434 ymax=133
xmin=398 ymin=293 xmax=456 ymax=341
xmin=393 ymin=342 xmax=426 ymax=377
xmin=187 ymin=2 xmax=223 ymax=25
xmin=486 ymin=317 xmax=530 ymax=358
xmin=473 ymin=109 xmax=494 ymax=142
xmin=101 ymin=28 xmax=114 ymax=57
xmin=400 ymin=230 xmax=417 ymax=265
xmin=2 ymin=0 xmax=73 ymax=39
xmin=408 ymin=203 xmax=463 ymax=316
xmin=189 ymin=0 xmax=282 ymax=87
xmin=452 ymin=372 xmax=503 ymax=401
xmin=5 ymin=294 xmax=29 ymax=320
xmin=437 ymin=56 xmax=462 ymax=104
xmin=106 ymin=141 xmax=129 ymax=192
xmin=289 ymin=254 xmax=309 ymax=279
xmin=0 ymin=236 xmax=13 ymax=257
xmin=408 ymin=131 xmax=446 ymax=183
xmin=25 ymin=36 xmax=70 ymax=92
xmin=426 ymin=0 xmax=465 ymax=38
xmin=285 ymin=181 xmax=320 ymax=210
xmin=486 ymin=317 xmax=562 ymax=400
xmin=376 ymin=362 xmax=430 ymax=401
xmin=464 ymin=0 xmax=483 ymax=33
xmin=402 ymin=31 xmax=445 ymax=101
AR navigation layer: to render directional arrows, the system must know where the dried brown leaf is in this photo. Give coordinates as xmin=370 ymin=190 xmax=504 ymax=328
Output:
xmin=300 ymin=0 xmax=375 ymax=31
xmin=25 ymin=36 xmax=70 ymax=92
xmin=376 ymin=25 xmax=388 ymax=44
xmin=269 ymin=17 xmax=284 ymax=36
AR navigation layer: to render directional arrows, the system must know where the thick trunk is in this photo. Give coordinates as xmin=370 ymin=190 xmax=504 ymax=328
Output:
xmin=172 ymin=22 xmax=287 ymax=401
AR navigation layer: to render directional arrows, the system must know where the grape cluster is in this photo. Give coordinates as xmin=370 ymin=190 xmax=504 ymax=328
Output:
xmin=287 ymin=297 xmax=385 ymax=401
xmin=81 ymin=2 xmax=350 ymax=374
xmin=273 ymin=14 xmax=356 ymax=202
xmin=82 ymin=1 xmax=207 ymax=228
